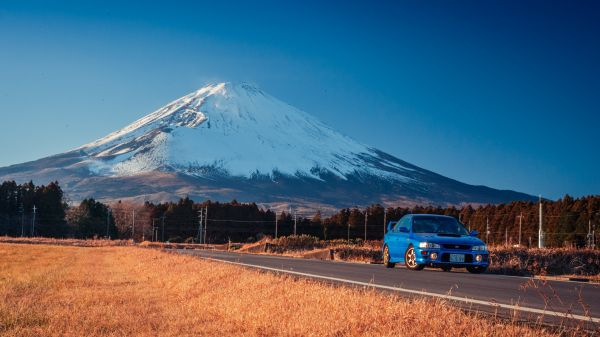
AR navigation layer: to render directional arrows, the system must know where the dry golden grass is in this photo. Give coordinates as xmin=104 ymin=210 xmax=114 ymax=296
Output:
xmin=0 ymin=236 xmax=132 ymax=247
xmin=0 ymin=244 xmax=569 ymax=337
xmin=138 ymin=240 xmax=229 ymax=250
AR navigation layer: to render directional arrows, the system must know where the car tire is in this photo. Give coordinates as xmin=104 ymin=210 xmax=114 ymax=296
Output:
xmin=440 ymin=265 xmax=452 ymax=272
xmin=405 ymin=245 xmax=425 ymax=271
xmin=383 ymin=245 xmax=395 ymax=268
xmin=466 ymin=266 xmax=487 ymax=274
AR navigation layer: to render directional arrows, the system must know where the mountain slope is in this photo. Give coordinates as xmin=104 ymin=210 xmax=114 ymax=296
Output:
xmin=0 ymin=82 xmax=535 ymax=208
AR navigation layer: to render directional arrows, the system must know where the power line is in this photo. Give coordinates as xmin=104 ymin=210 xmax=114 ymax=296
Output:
xmin=205 ymin=219 xmax=276 ymax=223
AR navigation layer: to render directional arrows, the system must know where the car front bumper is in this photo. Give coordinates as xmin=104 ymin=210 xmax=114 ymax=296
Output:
xmin=414 ymin=247 xmax=489 ymax=267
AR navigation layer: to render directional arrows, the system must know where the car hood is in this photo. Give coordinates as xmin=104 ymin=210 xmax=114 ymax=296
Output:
xmin=411 ymin=233 xmax=484 ymax=246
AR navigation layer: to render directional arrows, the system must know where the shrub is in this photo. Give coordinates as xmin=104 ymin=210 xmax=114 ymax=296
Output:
xmin=271 ymin=235 xmax=321 ymax=251
xmin=489 ymin=247 xmax=600 ymax=276
xmin=167 ymin=236 xmax=183 ymax=243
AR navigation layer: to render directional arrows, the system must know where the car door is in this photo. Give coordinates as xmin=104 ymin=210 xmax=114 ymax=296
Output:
xmin=385 ymin=222 xmax=399 ymax=259
xmin=389 ymin=217 xmax=410 ymax=260
xmin=395 ymin=216 xmax=411 ymax=261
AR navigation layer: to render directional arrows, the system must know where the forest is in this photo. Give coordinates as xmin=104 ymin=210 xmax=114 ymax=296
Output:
xmin=0 ymin=180 xmax=598 ymax=247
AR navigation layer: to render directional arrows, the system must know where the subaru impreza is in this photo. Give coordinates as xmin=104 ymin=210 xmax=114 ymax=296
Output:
xmin=383 ymin=214 xmax=489 ymax=273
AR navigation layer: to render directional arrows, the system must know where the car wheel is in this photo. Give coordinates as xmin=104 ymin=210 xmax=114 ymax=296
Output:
xmin=440 ymin=265 xmax=452 ymax=272
xmin=466 ymin=266 xmax=487 ymax=274
xmin=383 ymin=245 xmax=395 ymax=268
xmin=405 ymin=245 xmax=425 ymax=271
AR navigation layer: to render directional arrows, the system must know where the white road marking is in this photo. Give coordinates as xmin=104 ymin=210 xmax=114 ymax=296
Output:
xmin=198 ymin=255 xmax=600 ymax=324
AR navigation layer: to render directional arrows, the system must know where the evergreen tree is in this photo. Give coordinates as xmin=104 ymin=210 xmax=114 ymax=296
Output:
xmin=70 ymin=198 xmax=117 ymax=238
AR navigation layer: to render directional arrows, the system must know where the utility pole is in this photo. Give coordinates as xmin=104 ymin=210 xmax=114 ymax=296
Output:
xmin=198 ymin=208 xmax=204 ymax=244
xmin=294 ymin=212 xmax=297 ymax=236
xmin=588 ymin=218 xmax=593 ymax=249
xmin=275 ymin=213 xmax=278 ymax=239
xmin=161 ymin=215 xmax=165 ymax=242
xmin=517 ymin=213 xmax=523 ymax=247
xmin=364 ymin=210 xmax=368 ymax=241
xmin=132 ymin=210 xmax=136 ymax=242
xmin=593 ymin=213 xmax=598 ymax=249
xmin=203 ymin=206 xmax=208 ymax=244
xmin=31 ymin=205 xmax=36 ymax=237
xmin=593 ymin=219 xmax=596 ymax=250
xmin=383 ymin=209 xmax=387 ymax=236
xmin=152 ymin=218 xmax=156 ymax=241
xmin=106 ymin=209 xmax=111 ymax=239
xmin=538 ymin=195 xmax=544 ymax=249
xmin=156 ymin=218 xmax=160 ymax=241
xmin=20 ymin=203 xmax=24 ymax=237
xmin=347 ymin=222 xmax=350 ymax=242
xmin=505 ymin=227 xmax=508 ymax=247
xmin=485 ymin=216 xmax=489 ymax=245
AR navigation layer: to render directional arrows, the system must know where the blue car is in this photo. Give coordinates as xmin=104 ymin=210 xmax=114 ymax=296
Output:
xmin=383 ymin=214 xmax=489 ymax=273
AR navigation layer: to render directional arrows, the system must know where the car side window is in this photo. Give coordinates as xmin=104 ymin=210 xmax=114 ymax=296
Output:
xmin=403 ymin=217 xmax=411 ymax=232
xmin=395 ymin=217 xmax=410 ymax=233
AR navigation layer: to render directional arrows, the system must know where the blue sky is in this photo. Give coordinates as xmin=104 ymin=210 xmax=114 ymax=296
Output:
xmin=0 ymin=0 xmax=598 ymax=199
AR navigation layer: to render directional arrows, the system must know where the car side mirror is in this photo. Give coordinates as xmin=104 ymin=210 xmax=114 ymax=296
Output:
xmin=469 ymin=230 xmax=479 ymax=237
xmin=387 ymin=221 xmax=396 ymax=233
xmin=399 ymin=227 xmax=409 ymax=233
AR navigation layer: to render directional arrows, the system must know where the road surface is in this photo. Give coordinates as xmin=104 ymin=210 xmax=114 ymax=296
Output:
xmin=176 ymin=249 xmax=600 ymax=330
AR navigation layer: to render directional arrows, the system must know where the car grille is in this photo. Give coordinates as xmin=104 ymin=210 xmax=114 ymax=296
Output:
xmin=442 ymin=244 xmax=471 ymax=250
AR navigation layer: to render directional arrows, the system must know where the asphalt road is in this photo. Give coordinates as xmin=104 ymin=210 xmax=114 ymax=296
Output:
xmin=176 ymin=249 xmax=600 ymax=330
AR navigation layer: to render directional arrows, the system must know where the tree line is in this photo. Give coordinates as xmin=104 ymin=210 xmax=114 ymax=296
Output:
xmin=1 ymin=180 xmax=598 ymax=247
xmin=0 ymin=180 xmax=117 ymax=238
xmin=323 ymin=196 xmax=600 ymax=247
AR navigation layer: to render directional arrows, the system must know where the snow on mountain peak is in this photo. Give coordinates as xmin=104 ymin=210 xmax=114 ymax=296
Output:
xmin=79 ymin=82 xmax=414 ymax=182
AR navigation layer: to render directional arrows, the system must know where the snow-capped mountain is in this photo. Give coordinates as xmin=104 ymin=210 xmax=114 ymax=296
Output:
xmin=0 ymin=82 xmax=535 ymax=208
xmin=80 ymin=82 xmax=413 ymax=181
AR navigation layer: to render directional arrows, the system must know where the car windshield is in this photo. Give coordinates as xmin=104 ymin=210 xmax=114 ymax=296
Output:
xmin=412 ymin=216 xmax=469 ymax=236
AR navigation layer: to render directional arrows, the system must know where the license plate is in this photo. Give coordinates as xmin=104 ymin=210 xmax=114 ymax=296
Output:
xmin=449 ymin=254 xmax=465 ymax=263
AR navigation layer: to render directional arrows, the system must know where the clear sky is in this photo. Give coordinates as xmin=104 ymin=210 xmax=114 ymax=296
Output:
xmin=0 ymin=0 xmax=598 ymax=199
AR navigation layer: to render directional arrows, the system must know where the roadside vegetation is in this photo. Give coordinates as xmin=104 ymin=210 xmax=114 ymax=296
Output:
xmin=0 ymin=243 xmax=583 ymax=337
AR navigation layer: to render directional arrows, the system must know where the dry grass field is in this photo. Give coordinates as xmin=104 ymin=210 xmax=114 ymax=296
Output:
xmin=0 ymin=244 xmax=578 ymax=337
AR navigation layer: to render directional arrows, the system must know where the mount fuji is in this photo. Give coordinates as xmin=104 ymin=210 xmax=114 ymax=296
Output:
xmin=0 ymin=82 xmax=534 ymax=209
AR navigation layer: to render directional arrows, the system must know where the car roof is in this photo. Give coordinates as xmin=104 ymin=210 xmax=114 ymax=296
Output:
xmin=408 ymin=214 xmax=455 ymax=219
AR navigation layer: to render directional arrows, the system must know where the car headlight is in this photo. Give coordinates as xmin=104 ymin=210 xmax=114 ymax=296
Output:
xmin=418 ymin=242 xmax=440 ymax=249
xmin=472 ymin=245 xmax=487 ymax=251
